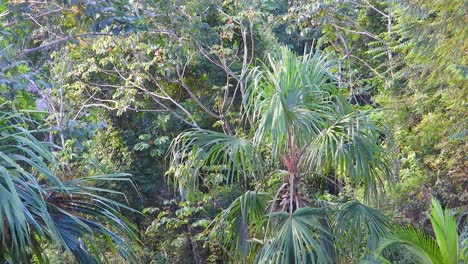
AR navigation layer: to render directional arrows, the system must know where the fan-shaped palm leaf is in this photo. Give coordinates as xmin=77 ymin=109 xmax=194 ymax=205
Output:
xmin=334 ymin=201 xmax=391 ymax=260
xmin=246 ymin=47 xmax=338 ymax=161
xmin=169 ymin=129 xmax=263 ymax=200
xmin=256 ymin=207 xmax=331 ymax=264
xmin=0 ymin=105 xmax=139 ymax=263
xmin=209 ymin=191 xmax=271 ymax=261
xmin=301 ymin=111 xmax=393 ymax=201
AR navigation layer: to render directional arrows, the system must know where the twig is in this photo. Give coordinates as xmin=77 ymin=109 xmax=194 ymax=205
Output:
xmin=177 ymin=66 xmax=221 ymax=119
xmin=18 ymin=30 xmax=177 ymax=56
xmin=4 ymin=6 xmax=64 ymax=27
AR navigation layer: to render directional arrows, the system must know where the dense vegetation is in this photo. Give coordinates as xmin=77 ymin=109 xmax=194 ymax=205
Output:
xmin=0 ymin=0 xmax=466 ymax=263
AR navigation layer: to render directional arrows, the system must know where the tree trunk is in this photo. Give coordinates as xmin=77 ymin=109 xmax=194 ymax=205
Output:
xmin=188 ymin=227 xmax=205 ymax=264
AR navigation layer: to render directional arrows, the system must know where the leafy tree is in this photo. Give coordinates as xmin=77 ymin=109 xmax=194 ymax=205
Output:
xmin=170 ymin=47 xmax=394 ymax=263
xmin=280 ymin=0 xmax=467 ymax=228
xmin=378 ymin=0 xmax=468 ymax=225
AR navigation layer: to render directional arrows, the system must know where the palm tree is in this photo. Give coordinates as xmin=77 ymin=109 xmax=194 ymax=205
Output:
xmin=170 ymin=47 xmax=393 ymax=263
xmin=0 ymin=104 xmax=139 ymax=263
xmin=376 ymin=198 xmax=468 ymax=264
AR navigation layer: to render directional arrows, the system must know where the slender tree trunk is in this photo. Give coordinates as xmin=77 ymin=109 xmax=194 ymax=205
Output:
xmin=386 ymin=1 xmax=394 ymax=79
xmin=187 ymin=227 xmax=205 ymax=264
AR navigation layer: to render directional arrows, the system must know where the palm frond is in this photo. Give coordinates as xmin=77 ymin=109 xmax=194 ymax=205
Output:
xmin=0 ymin=106 xmax=63 ymax=260
xmin=256 ymin=207 xmax=331 ymax=264
xmin=458 ymin=208 xmax=468 ymax=262
xmin=334 ymin=200 xmax=391 ymax=258
xmin=0 ymin=105 xmax=139 ymax=263
xmin=246 ymin=47 xmax=336 ymax=161
xmin=169 ymin=129 xmax=263 ymax=200
xmin=301 ymin=110 xmax=393 ymax=202
xmin=377 ymin=226 xmax=443 ymax=264
xmin=209 ymin=191 xmax=271 ymax=261
xmin=429 ymin=198 xmax=459 ymax=264
xmin=44 ymin=173 xmax=140 ymax=263
xmin=376 ymin=199 xmax=462 ymax=264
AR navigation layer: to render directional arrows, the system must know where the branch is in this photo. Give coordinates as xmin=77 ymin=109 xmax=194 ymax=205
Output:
xmin=197 ymin=47 xmax=244 ymax=92
xmin=0 ymin=10 xmax=9 ymax=19
xmin=176 ymin=67 xmax=221 ymax=119
xmin=331 ymin=23 xmax=381 ymax=42
xmin=18 ymin=33 xmax=114 ymax=56
xmin=363 ymin=0 xmax=389 ymax=18
xmin=4 ymin=7 xmax=65 ymax=27
xmin=73 ymin=91 xmax=98 ymax=120
xmin=349 ymin=54 xmax=385 ymax=80
xmin=149 ymin=96 xmax=198 ymax=128
xmin=136 ymin=67 xmax=200 ymax=128
xmin=18 ymin=30 xmax=177 ymax=56
xmin=76 ymin=60 xmax=199 ymax=127
xmin=80 ymin=103 xmax=122 ymax=111
xmin=349 ymin=0 xmax=389 ymax=18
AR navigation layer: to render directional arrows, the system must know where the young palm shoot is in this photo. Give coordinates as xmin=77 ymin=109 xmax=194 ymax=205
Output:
xmin=377 ymin=199 xmax=467 ymax=264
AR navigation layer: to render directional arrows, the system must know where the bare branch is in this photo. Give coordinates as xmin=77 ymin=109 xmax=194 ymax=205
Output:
xmin=18 ymin=30 xmax=177 ymax=56
xmin=176 ymin=66 xmax=221 ymax=119
xmin=331 ymin=23 xmax=381 ymax=42
xmin=363 ymin=0 xmax=389 ymax=18
xmin=0 ymin=10 xmax=10 ymax=19
xmin=3 ymin=6 xmax=65 ymax=27
xmin=349 ymin=54 xmax=385 ymax=80
xmin=80 ymin=103 xmax=123 ymax=111
xmin=18 ymin=33 xmax=114 ymax=56
xmin=349 ymin=0 xmax=389 ymax=18
xmin=73 ymin=91 xmax=98 ymax=120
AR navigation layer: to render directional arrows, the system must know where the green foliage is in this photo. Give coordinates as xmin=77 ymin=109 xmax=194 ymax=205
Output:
xmin=169 ymin=47 xmax=394 ymax=263
xmin=134 ymin=134 xmax=169 ymax=157
xmin=334 ymin=201 xmax=391 ymax=260
xmin=372 ymin=0 xmax=468 ymax=226
xmin=144 ymin=197 xmax=215 ymax=264
xmin=257 ymin=207 xmax=331 ymax=264
xmin=247 ymin=46 xmax=335 ymax=160
xmin=1 ymin=0 xmax=465 ymax=262
xmin=0 ymin=104 xmax=139 ymax=263
xmin=210 ymin=191 xmax=271 ymax=261
xmin=377 ymin=199 xmax=467 ymax=264
xmin=170 ymin=130 xmax=264 ymax=200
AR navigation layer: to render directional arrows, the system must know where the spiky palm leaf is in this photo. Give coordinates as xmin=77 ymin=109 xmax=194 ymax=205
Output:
xmin=334 ymin=201 xmax=391 ymax=260
xmin=0 ymin=105 xmax=138 ymax=263
xmin=256 ymin=207 xmax=331 ymax=264
xmin=301 ymin=110 xmax=393 ymax=202
xmin=246 ymin=46 xmax=338 ymax=161
xmin=378 ymin=226 xmax=443 ymax=263
xmin=44 ymin=174 xmax=140 ymax=263
xmin=209 ymin=191 xmax=271 ymax=262
xmin=459 ymin=211 xmax=468 ymax=262
xmin=169 ymin=129 xmax=263 ymax=200
xmin=377 ymin=199 xmax=465 ymax=264
xmin=429 ymin=198 xmax=460 ymax=264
